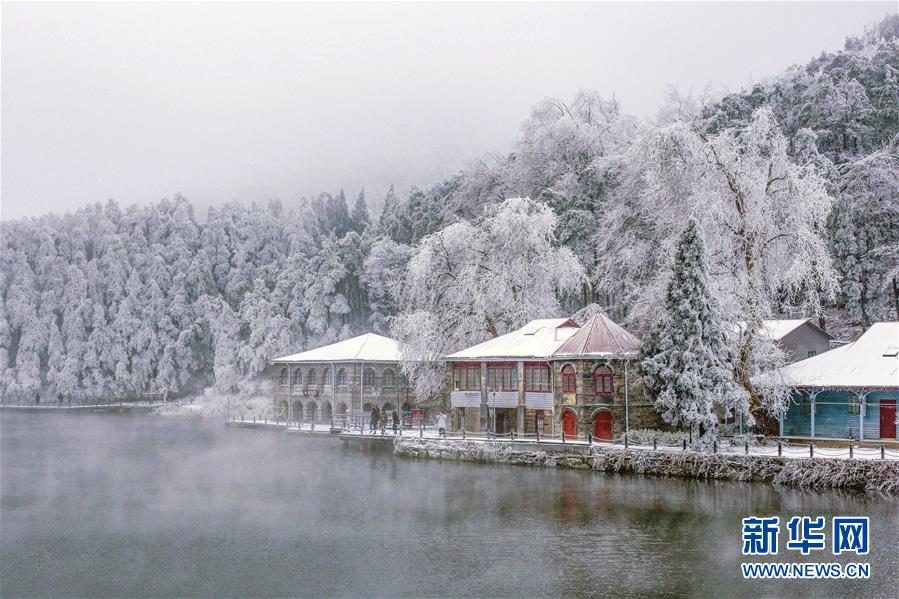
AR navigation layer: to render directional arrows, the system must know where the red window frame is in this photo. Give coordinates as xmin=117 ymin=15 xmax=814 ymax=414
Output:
xmin=561 ymin=365 xmax=576 ymax=393
xmin=486 ymin=362 xmax=517 ymax=391
xmin=524 ymin=362 xmax=551 ymax=392
xmin=452 ymin=363 xmax=481 ymax=391
xmin=594 ymin=365 xmax=614 ymax=395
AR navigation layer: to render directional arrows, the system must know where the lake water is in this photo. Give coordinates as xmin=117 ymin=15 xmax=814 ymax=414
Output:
xmin=1 ymin=412 xmax=896 ymax=597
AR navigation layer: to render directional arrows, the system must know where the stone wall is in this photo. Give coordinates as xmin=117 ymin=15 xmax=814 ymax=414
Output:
xmin=394 ymin=438 xmax=899 ymax=494
xmin=551 ymin=359 xmax=662 ymax=438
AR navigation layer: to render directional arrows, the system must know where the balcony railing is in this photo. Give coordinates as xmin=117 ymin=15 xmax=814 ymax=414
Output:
xmin=450 ymin=390 xmax=482 ymax=408
xmin=524 ymin=392 xmax=553 ymax=410
xmin=487 ymin=391 xmax=518 ymax=408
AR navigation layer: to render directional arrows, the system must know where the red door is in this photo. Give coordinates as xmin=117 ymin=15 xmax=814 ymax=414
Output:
xmin=880 ymin=400 xmax=896 ymax=439
xmin=562 ymin=410 xmax=577 ymax=438
xmin=593 ymin=411 xmax=612 ymax=441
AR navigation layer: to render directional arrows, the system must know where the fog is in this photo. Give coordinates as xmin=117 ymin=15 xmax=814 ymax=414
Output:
xmin=2 ymin=412 xmax=897 ymax=596
xmin=2 ymin=2 xmax=895 ymax=220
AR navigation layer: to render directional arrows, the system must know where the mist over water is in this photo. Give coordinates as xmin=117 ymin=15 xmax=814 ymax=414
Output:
xmin=1 ymin=413 xmax=896 ymax=597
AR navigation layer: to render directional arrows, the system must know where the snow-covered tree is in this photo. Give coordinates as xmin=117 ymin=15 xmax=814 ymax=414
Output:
xmin=391 ymin=197 xmax=584 ymax=399
xmin=640 ymin=222 xmax=749 ymax=438
xmin=599 ymin=108 xmax=836 ymax=425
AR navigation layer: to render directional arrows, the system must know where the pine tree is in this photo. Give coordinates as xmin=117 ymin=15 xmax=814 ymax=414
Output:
xmin=640 ymin=221 xmax=748 ymax=439
xmin=350 ymin=189 xmax=371 ymax=233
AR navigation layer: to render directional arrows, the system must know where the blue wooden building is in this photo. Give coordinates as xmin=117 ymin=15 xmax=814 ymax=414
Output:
xmin=771 ymin=322 xmax=898 ymax=441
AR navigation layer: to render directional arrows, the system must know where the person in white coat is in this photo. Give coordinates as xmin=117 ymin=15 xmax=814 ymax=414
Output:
xmin=435 ymin=411 xmax=448 ymax=438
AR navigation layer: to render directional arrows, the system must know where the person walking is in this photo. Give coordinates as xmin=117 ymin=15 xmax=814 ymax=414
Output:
xmin=392 ymin=410 xmax=400 ymax=434
xmin=436 ymin=410 xmax=448 ymax=438
xmin=379 ymin=409 xmax=388 ymax=435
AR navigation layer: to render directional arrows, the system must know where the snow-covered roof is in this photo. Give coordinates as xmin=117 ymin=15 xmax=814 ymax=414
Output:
xmin=552 ymin=312 xmax=641 ymax=359
xmin=273 ymin=333 xmax=402 ymax=363
xmin=758 ymin=322 xmax=899 ymax=389
xmin=734 ymin=319 xmax=833 ymax=341
xmin=444 ymin=319 xmax=580 ymax=361
xmin=761 ymin=319 xmax=832 ymax=341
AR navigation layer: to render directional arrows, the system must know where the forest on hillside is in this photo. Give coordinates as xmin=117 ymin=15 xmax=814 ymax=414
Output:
xmin=1 ymin=16 xmax=897 ymax=406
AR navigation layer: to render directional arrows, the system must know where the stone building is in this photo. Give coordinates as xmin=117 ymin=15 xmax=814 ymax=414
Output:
xmin=270 ymin=333 xmax=416 ymax=428
xmin=550 ymin=313 xmax=661 ymax=440
xmin=444 ymin=313 xmax=659 ymax=439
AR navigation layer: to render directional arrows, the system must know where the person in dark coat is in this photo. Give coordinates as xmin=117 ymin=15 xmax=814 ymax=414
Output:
xmin=370 ymin=405 xmax=379 ymax=433
xmin=392 ymin=410 xmax=400 ymax=434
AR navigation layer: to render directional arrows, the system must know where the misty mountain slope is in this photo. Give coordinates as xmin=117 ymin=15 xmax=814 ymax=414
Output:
xmin=1 ymin=17 xmax=896 ymax=405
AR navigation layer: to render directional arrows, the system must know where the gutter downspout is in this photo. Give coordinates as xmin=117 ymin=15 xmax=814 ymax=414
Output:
xmin=624 ymin=359 xmax=630 ymax=436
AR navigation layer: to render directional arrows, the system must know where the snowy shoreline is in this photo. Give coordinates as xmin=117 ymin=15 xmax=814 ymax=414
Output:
xmin=393 ymin=438 xmax=899 ymax=494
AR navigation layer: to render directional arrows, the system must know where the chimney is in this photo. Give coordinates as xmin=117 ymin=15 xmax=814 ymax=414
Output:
xmin=818 ymin=315 xmax=827 ymax=332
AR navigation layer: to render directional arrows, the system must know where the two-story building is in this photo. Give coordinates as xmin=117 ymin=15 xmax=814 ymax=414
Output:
xmin=444 ymin=313 xmax=657 ymax=439
xmin=271 ymin=333 xmax=415 ymax=427
xmin=445 ymin=318 xmax=580 ymax=435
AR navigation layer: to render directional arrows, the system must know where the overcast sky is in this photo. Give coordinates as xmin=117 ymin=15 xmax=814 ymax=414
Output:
xmin=2 ymin=1 xmax=895 ymax=220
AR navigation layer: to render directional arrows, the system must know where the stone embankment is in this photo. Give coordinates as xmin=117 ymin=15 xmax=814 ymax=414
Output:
xmin=393 ymin=438 xmax=899 ymax=494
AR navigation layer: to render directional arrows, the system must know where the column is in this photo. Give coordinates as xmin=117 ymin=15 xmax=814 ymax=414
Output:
xmin=479 ymin=361 xmax=488 ymax=432
xmin=810 ymin=391 xmax=818 ymax=438
xmin=857 ymin=391 xmax=866 ymax=442
xmin=287 ymin=364 xmax=293 ymax=426
xmin=517 ymin=360 xmax=525 ymax=433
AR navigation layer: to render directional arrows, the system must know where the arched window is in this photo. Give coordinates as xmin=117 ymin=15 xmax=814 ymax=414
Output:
xmin=594 ymin=365 xmax=614 ymax=396
xmin=337 ymin=368 xmax=347 ymax=387
xmin=308 ymin=369 xmax=316 ymax=386
xmin=322 ymin=367 xmax=331 ymax=386
xmin=292 ymin=368 xmax=302 ymax=386
xmin=363 ymin=368 xmax=375 ymax=387
xmin=383 ymin=369 xmax=395 ymax=387
xmin=561 ymin=365 xmax=576 ymax=394
xmin=279 ymin=367 xmax=288 ymax=386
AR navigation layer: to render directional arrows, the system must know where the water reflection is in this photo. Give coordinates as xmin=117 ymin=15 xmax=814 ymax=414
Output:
xmin=1 ymin=413 xmax=896 ymax=598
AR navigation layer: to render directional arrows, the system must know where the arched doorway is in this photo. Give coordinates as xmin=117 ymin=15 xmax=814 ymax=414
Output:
xmin=292 ymin=401 xmax=303 ymax=422
xmin=562 ymin=410 xmax=577 ymax=438
xmin=321 ymin=401 xmax=333 ymax=423
xmin=308 ymin=402 xmax=317 ymax=422
xmin=279 ymin=400 xmax=288 ymax=418
xmin=593 ymin=410 xmax=612 ymax=441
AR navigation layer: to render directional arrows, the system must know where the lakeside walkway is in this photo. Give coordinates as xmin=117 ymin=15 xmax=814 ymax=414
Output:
xmin=224 ymin=418 xmax=899 ymax=461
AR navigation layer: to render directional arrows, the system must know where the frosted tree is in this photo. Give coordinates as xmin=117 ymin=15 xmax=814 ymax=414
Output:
xmin=830 ymin=147 xmax=899 ymax=328
xmin=350 ymin=189 xmax=371 ymax=233
xmin=641 ymin=222 xmax=749 ymax=438
xmin=361 ymin=237 xmax=412 ymax=334
xmin=239 ymin=279 xmax=292 ymax=378
xmin=391 ymin=197 xmax=584 ymax=399
xmin=599 ymin=108 xmax=836 ymax=427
